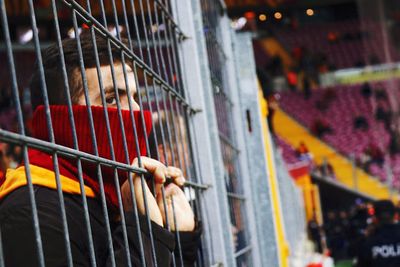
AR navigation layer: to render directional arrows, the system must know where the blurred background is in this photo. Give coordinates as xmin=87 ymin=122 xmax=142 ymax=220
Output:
xmin=227 ymin=0 xmax=400 ymax=266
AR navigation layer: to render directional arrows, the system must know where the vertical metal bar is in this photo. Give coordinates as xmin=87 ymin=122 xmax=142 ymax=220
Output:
xmin=144 ymin=3 xmax=189 ymax=265
xmin=116 ymin=9 xmax=167 ymax=263
xmin=143 ymin=1 xmax=175 ymax=162
xmin=193 ymin=190 xmax=205 ymax=267
xmin=71 ymin=9 xmax=112 ymax=266
xmin=114 ymin=1 xmax=168 ymax=266
xmin=167 ymin=13 xmax=186 ymax=97
xmin=128 ymin=0 xmax=145 ymax=60
xmin=164 ymin=93 xmax=181 ymax=169
xmin=171 ymin=195 xmax=184 ymax=267
xmin=105 ymin=0 xmax=166 ymax=266
xmin=116 ymin=59 xmax=150 ymax=267
xmin=85 ymin=1 xmax=161 ymax=265
xmin=153 ymin=3 xmax=171 ymax=85
xmin=174 ymin=0 xmax=236 ymax=264
xmin=172 ymin=96 xmax=191 ymax=179
xmin=160 ymin=12 xmax=178 ymax=92
xmin=139 ymin=1 xmax=186 ymax=265
xmin=107 ymin=5 xmax=150 ymax=267
xmin=0 ymin=227 xmax=5 ymax=267
xmin=182 ymin=105 xmax=200 ymax=184
xmin=143 ymin=10 xmax=179 ymax=199
xmin=47 ymin=3 xmax=114 ymax=267
xmin=138 ymin=0 xmax=153 ymax=67
xmin=152 ymin=22 xmax=190 ymax=247
xmin=27 ymin=1 xmax=76 ymax=265
xmin=94 ymin=2 xmax=139 ymax=266
xmin=0 ymin=2 xmax=45 ymax=266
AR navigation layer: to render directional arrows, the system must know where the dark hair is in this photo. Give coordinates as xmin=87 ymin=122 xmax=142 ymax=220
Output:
xmin=30 ymin=33 xmax=131 ymax=109
xmin=373 ymin=200 xmax=395 ymax=224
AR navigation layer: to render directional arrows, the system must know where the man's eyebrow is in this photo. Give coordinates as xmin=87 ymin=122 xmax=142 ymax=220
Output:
xmin=104 ymin=86 xmax=128 ymax=94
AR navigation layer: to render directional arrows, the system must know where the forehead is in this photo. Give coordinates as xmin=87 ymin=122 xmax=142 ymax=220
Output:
xmin=85 ymin=63 xmax=136 ymax=91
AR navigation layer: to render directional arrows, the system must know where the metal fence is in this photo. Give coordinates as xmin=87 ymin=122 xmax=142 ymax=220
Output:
xmin=0 ymin=0 xmax=307 ymax=266
xmin=199 ymin=1 xmax=253 ymax=266
xmin=273 ymin=143 xmax=307 ymax=265
xmin=0 ymin=0 xmax=208 ymax=266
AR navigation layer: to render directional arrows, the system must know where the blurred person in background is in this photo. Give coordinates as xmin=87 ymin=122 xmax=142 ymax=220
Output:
xmin=286 ymin=68 xmax=298 ymax=91
xmin=355 ymin=200 xmax=400 ymax=267
xmin=0 ymin=143 xmax=10 ymax=184
xmin=311 ymin=118 xmax=333 ymax=138
xmin=308 ymin=216 xmax=323 ymax=253
xmin=296 ymin=141 xmax=309 ymax=156
xmin=360 ymin=82 xmax=372 ymax=98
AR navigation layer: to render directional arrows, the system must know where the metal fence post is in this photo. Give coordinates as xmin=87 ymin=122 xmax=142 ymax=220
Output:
xmin=173 ymin=0 xmax=235 ymax=266
xmin=232 ymin=32 xmax=281 ymax=267
xmin=219 ymin=27 xmax=261 ymax=266
xmin=273 ymin=145 xmax=308 ymax=266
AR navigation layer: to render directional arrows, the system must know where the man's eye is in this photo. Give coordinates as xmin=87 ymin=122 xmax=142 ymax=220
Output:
xmin=133 ymin=93 xmax=139 ymax=103
xmin=106 ymin=96 xmax=117 ymax=105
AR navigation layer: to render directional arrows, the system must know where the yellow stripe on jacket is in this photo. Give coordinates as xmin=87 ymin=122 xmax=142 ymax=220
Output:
xmin=0 ymin=165 xmax=96 ymax=199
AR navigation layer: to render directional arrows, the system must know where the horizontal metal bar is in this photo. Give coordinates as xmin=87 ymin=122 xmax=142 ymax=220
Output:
xmin=0 ymin=129 xmax=146 ymax=172
xmin=227 ymin=192 xmax=246 ymax=201
xmin=0 ymin=39 xmax=176 ymax=51
xmin=184 ymin=181 xmax=210 ymax=190
xmin=218 ymin=132 xmax=240 ymax=153
xmin=0 ymin=43 xmax=52 ymax=51
xmin=0 ymin=129 xmax=209 ymax=190
xmin=62 ymin=0 xmax=195 ymax=112
xmin=233 ymin=245 xmax=252 ymax=258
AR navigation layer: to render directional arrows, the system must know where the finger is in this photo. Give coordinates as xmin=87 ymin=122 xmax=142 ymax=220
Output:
xmin=165 ymin=166 xmax=182 ymax=177
xmin=157 ymin=184 xmax=181 ymax=211
xmin=132 ymin=174 xmax=146 ymax=215
xmin=156 ymin=187 xmax=175 ymax=230
xmin=154 ymin=182 xmax=163 ymax=199
xmin=153 ymin=164 xmax=167 ymax=184
xmin=132 ymin=156 xmax=167 ymax=184
xmin=165 ymin=166 xmax=185 ymax=186
xmin=164 ymin=183 xmax=181 ymax=196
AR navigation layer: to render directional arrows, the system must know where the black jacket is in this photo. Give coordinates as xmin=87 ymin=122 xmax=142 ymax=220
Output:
xmin=0 ymin=186 xmax=201 ymax=267
xmin=356 ymin=223 xmax=400 ymax=267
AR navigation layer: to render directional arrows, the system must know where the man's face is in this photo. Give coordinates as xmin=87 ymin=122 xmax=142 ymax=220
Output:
xmin=77 ymin=63 xmax=140 ymax=110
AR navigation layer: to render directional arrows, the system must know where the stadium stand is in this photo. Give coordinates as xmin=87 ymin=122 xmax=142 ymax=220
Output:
xmin=277 ymin=80 xmax=400 ymax=190
xmin=276 ymin=136 xmax=300 ymax=165
xmin=273 ymin=20 xmax=400 ymax=69
xmin=273 ymin=106 xmax=397 ymax=200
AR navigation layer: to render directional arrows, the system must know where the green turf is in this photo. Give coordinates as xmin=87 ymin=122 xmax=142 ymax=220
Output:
xmin=335 ymin=260 xmax=353 ymax=267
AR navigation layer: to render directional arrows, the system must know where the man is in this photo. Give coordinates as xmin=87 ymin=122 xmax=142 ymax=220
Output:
xmin=0 ymin=34 xmax=200 ymax=266
xmin=355 ymin=200 xmax=400 ymax=267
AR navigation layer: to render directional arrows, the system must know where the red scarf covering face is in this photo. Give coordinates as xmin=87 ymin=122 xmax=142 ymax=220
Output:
xmin=29 ymin=105 xmax=152 ymax=208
